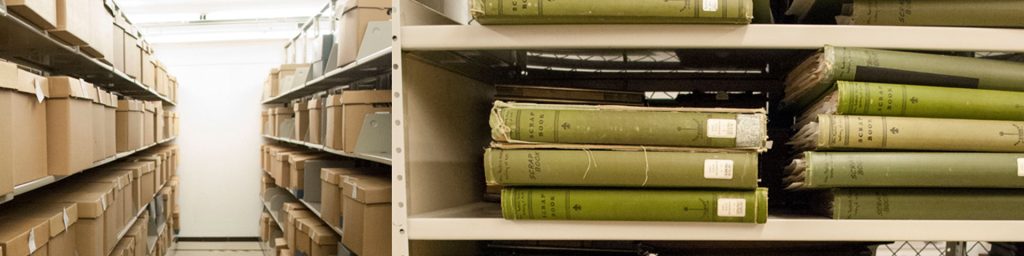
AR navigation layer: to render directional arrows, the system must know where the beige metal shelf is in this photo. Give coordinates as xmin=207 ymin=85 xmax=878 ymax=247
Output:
xmin=408 ymin=203 xmax=1024 ymax=242
xmin=401 ymin=24 xmax=1024 ymax=52
xmin=262 ymin=135 xmax=391 ymax=165
xmin=0 ymin=137 xmax=178 ymax=205
xmin=261 ymin=183 xmax=345 ymax=237
xmin=0 ymin=4 xmax=176 ymax=105
xmin=262 ymin=48 xmax=392 ymax=104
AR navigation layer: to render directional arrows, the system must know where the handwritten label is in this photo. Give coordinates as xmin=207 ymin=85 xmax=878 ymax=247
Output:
xmin=706 ymin=119 xmax=737 ymax=138
xmin=1018 ymin=158 xmax=1024 ymax=177
xmin=717 ymin=198 xmax=746 ymax=217
xmin=63 ymin=208 xmax=71 ymax=230
xmin=704 ymin=159 xmax=734 ymax=179
xmin=702 ymin=0 xmax=719 ymax=11
xmin=34 ymin=79 xmax=45 ymax=103
xmin=28 ymin=229 xmax=38 ymax=253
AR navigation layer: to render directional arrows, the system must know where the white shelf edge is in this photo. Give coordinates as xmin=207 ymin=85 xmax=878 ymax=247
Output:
xmin=401 ymin=24 xmax=1024 ymax=52
xmin=262 ymin=135 xmax=391 ymax=165
xmin=3 ymin=137 xmax=177 ymax=205
xmin=407 ymin=203 xmax=1024 ymax=241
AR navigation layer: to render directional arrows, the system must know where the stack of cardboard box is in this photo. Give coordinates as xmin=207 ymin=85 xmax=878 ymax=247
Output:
xmin=325 ymin=90 xmax=391 ymax=153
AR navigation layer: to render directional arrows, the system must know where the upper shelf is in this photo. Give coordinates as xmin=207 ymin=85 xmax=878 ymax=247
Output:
xmin=262 ymin=48 xmax=392 ymax=104
xmin=401 ymin=24 xmax=1024 ymax=52
xmin=0 ymin=5 xmax=175 ymax=105
xmin=408 ymin=203 xmax=1024 ymax=242
xmin=263 ymin=135 xmax=392 ymax=165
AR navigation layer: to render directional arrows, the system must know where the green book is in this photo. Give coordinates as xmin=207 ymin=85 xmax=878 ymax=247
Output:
xmin=849 ymin=0 xmax=1024 ymax=28
xmin=821 ymin=188 xmax=1024 ymax=220
xmin=783 ymin=46 xmax=1024 ymax=111
xmin=789 ymin=114 xmax=1024 ymax=152
xmin=502 ymin=187 xmax=768 ymax=223
xmin=795 ymin=81 xmax=1024 ymax=128
xmin=490 ymin=101 xmax=769 ymax=151
xmin=485 ymin=148 xmax=758 ymax=189
xmin=470 ymin=0 xmax=754 ymax=24
xmin=786 ymin=152 xmax=1024 ymax=189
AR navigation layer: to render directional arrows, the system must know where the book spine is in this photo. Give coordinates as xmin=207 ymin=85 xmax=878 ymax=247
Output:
xmin=472 ymin=0 xmax=754 ymax=24
xmin=484 ymin=148 xmax=758 ymax=189
xmin=803 ymin=152 xmax=1024 ymax=188
xmin=831 ymin=188 xmax=1024 ymax=220
xmin=836 ymin=81 xmax=1024 ymax=121
xmin=502 ymin=187 xmax=768 ymax=223
xmin=786 ymin=46 xmax=1024 ymax=110
xmin=816 ymin=114 xmax=1024 ymax=152
xmin=490 ymin=105 xmax=767 ymax=149
xmin=850 ymin=0 xmax=1024 ymax=28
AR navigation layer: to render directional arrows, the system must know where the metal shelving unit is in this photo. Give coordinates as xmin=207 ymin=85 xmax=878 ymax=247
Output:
xmin=262 ymin=48 xmax=392 ymax=104
xmin=0 ymin=137 xmax=178 ymax=205
xmin=261 ymin=184 xmax=345 ymax=237
xmin=0 ymin=3 xmax=176 ymax=105
xmin=390 ymin=0 xmax=1024 ymax=255
xmin=263 ymin=135 xmax=391 ymax=165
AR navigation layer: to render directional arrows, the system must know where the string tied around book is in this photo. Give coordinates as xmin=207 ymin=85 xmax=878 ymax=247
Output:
xmin=641 ymin=146 xmax=650 ymax=187
xmin=581 ymin=148 xmax=596 ymax=180
xmin=490 ymin=105 xmax=528 ymax=144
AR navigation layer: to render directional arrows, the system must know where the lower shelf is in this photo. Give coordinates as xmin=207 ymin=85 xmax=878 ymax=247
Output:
xmin=407 ymin=203 xmax=1024 ymax=242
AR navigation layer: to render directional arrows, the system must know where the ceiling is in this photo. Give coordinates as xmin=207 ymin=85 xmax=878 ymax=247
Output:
xmin=117 ymin=0 xmax=332 ymax=43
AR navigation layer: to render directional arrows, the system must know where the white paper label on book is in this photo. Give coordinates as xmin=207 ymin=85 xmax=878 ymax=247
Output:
xmin=717 ymin=198 xmax=746 ymax=217
xmin=1018 ymin=158 xmax=1024 ymax=177
xmin=706 ymin=119 xmax=737 ymax=138
xmin=704 ymin=159 xmax=734 ymax=179
xmin=702 ymin=0 xmax=719 ymax=11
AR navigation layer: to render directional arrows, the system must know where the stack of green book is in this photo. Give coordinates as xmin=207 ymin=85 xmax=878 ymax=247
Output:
xmin=487 ymin=101 xmax=770 ymax=223
xmin=470 ymin=0 xmax=756 ymax=25
xmin=784 ymin=47 xmax=1024 ymax=220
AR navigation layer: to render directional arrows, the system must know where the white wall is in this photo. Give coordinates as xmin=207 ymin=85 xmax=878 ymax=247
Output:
xmin=154 ymin=40 xmax=283 ymax=237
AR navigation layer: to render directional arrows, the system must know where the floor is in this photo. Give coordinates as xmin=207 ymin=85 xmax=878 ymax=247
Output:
xmin=170 ymin=242 xmax=265 ymax=256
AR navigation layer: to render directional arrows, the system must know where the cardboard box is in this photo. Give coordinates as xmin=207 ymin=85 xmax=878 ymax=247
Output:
xmin=319 ymin=169 xmax=342 ymax=229
xmin=285 ymin=153 xmax=325 ymax=190
xmin=110 ymin=236 xmax=132 ymax=256
xmin=155 ymin=103 xmax=164 ymax=141
xmin=124 ymin=32 xmax=142 ymax=79
xmin=0 ymin=62 xmax=49 ymax=193
xmin=143 ymin=102 xmax=155 ymax=146
xmin=141 ymin=54 xmax=155 ymax=88
xmin=293 ymin=98 xmax=310 ymax=142
xmin=70 ymin=182 xmax=119 ymax=255
xmin=124 ymin=213 xmax=148 ymax=256
xmin=116 ymin=99 xmax=144 ymax=152
xmin=34 ymin=190 xmax=109 ymax=256
xmin=264 ymin=69 xmax=280 ymax=99
xmin=106 ymin=162 xmax=145 ymax=217
xmin=7 ymin=0 xmax=57 ymax=29
xmin=274 ymin=106 xmax=295 ymax=140
xmin=271 ymin=151 xmax=302 ymax=188
xmin=308 ymin=223 xmax=339 ymax=256
xmin=112 ymin=24 xmax=126 ymax=73
xmin=341 ymin=174 xmax=391 ymax=256
xmin=82 ymin=0 xmax=114 ymax=62
xmin=294 ymin=218 xmax=315 ymax=255
xmin=324 ymin=94 xmax=343 ymax=150
xmin=0 ymin=203 xmax=78 ymax=256
xmin=49 ymin=0 xmax=90 ymax=45
xmin=136 ymin=162 xmax=156 ymax=206
xmin=307 ymin=96 xmax=326 ymax=145
xmin=341 ymin=90 xmax=391 ymax=153
xmin=284 ymin=209 xmax=315 ymax=251
xmin=277 ymin=64 xmax=308 ymax=94
xmin=46 ymin=77 xmax=94 ymax=176
xmin=335 ymin=0 xmax=391 ymax=67
xmin=89 ymin=87 xmax=106 ymax=162
xmin=104 ymin=93 xmax=118 ymax=158
xmin=0 ymin=217 xmax=50 ymax=256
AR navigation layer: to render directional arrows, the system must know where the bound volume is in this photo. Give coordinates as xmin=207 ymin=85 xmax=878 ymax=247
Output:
xmin=471 ymin=0 xmax=754 ymax=24
xmin=796 ymin=81 xmax=1024 ymax=128
xmin=784 ymin=46 xmax=1024 ymax=110
xmin=818 ymin=188 xmax=1024 ymax=220
xmin=790 ymin=114 xmax=1024 ymax=152
xmin=786 ymin=152 xmax=1024 ymax=189
xmin=490 ymin=101 xmax=769 ymax=151
xmin=502 ymin=187 xmax=768 ymax=223
xmin=485 ymin=148 xmax=758 ymax=189
xmin=844 ymin=0 xmax=1024 ymax=28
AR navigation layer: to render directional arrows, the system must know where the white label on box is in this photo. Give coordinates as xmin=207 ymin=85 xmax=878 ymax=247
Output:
xmin=101 ymin=196 xmax=108 ymax=211
xmin=1018 ymin=158 xmax=1024 ymax=177
xmin=703 ymin=0 xmax=719 ymax=11
xmin=704 ymin=159 xmax=734 ymax=179
xmin=63 ymin=208 xmax=71 ymax=230
xmin=28 ymin=229 xmax=37 ymax=253
xmin=706 ymin=119 xmax=737 ymax=138
xmin=34 ymin=79 xmax=45 ymax=103
xmin=717 ymin=198 xmax=746 ymax=217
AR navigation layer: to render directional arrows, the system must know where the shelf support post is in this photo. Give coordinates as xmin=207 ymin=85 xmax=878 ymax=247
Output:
xmin=944 ymin=241 xmax=968 ymax=256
